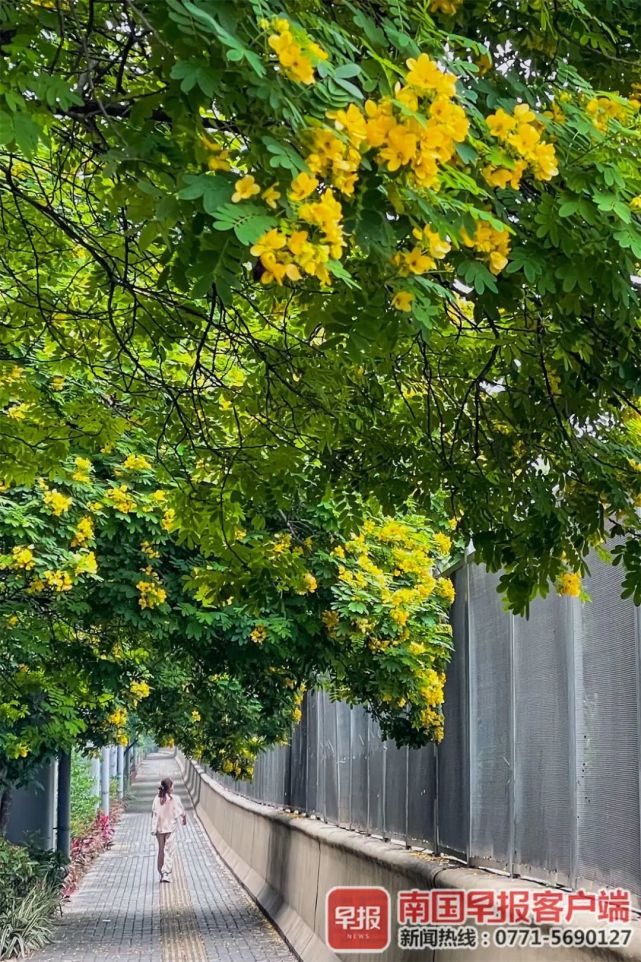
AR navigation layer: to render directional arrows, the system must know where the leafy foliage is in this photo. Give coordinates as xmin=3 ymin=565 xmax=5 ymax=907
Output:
xmin=0 ymin=0 xmax=641 ymax=779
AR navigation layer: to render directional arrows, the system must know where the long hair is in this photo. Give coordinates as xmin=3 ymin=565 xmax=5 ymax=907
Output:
xmin=158 ymin=777 xmax=173 ymax=805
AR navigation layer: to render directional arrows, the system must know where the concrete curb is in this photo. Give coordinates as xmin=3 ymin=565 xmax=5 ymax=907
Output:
xmin=179 ymin=754 xmax=641 ymax=962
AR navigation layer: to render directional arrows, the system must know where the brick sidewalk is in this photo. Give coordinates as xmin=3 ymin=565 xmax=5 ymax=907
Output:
xmin=33 ymin=751 xmax=296 ymax=962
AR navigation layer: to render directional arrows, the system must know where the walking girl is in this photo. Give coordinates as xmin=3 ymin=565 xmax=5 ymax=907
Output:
xmin=151 ymin=776 xmax=186 ymax=882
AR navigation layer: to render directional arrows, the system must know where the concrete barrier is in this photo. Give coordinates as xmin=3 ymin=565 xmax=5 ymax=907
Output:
xmin=179 ymin=754 xmax=641 ymax=962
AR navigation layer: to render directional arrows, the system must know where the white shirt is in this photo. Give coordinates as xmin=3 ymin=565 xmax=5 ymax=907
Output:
xmin=151 ymin=793 xmax=185 ymax=834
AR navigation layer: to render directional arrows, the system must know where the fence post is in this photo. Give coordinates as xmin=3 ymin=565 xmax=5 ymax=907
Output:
xmin=404 ymin=745 xmax=410 ymax=847
xmin=101 ymin=746 xmax=111 ymax=816
xmin=465 ymin=556 xmax=473 ymax=863
xmin=568 ymin=596 xmax=581 ymax=889
xmin=366 ymin=714 xmax=371 ymax=835
xmin=382 ymin=737 xmax=388 ymax=841
xmin=116 ymin=745 xmax=124 ymax=800
xmin=635 ymin=601 xmax=641 ymax=891
xmin=56 ymin=752 xmax=71 ymax=858
xmin=91 ymin=753 xmax=101 ymax=812
xmin=508 ymin=611 xmax=516 ymax=877
xmin=348 ymin=707 xmax=353 ymax=830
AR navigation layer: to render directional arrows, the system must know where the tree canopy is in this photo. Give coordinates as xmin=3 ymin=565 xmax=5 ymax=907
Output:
xmin=2 ymin=0 xmax=641 ymax=784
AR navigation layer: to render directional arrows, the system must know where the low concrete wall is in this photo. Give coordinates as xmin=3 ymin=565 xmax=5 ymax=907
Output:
xmin=179 ymin=755 xmax=641 ymax=962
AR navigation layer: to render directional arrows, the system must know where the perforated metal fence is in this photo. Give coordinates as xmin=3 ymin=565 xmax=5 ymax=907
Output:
xmin=212 ymin=551 xmax=641 ymax=900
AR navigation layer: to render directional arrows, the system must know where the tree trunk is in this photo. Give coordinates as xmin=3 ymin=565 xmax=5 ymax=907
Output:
xmin=0 ymin=786 xmax=13 ymax=836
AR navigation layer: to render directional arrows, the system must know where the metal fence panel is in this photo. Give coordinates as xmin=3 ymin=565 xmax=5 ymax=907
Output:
xmin=513 ymin=593 xmax=574 ymax=884
xmin=321 ymin=693 xmax=339 ymax=823
xmin=384 ymin=743 xmax=408 ymax=841
xmin=350 ymin=706 xmax=369 ymax=831
xmin=577 ymin=550 xmax=641 ymax=896
xmin=209 ymin=553 xmax=641 ymax=900
xmin=468 ymin=563 xmax=512 ymax=871
xmin=367 ymin=715 xmax=385 ymax=836
xmin=436 ymin=568 xmax=468 ymax=858
xmin=336 ymin=701 xmax=352 ymax=827
xmin=306 ymin=690 xmax=319 ymax=815
xmin=289 ymin=705 xmax=308 ymax=810
xmin=407 ymin=744 xmax=436 ymax=848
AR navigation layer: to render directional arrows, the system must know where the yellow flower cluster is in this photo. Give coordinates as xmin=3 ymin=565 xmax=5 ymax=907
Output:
xmin=72 ymin=457 xmax=92 ymax=483
xmin=191 ymin=709 xmax=201 ymax=722
xmin=122 ymin=453 xmax=151 ymax=471
xmin=419 ymin=668 xmax=445 ymax=707
xmin=11 ymin=545 xmax=34 ymax=570
xmin=141 ymin=540 xmax=160 ymax=558
xmin=201 ymin=134 xmax=232 ymax=172
xmin=300 ymin=571 xmax=317 ymax=593
xmin=161 ymin=507 xmax=176 ymax=531
xmin=108 ymin=707 xmax=128 ymax=727
xmin=252 ymin=191 xmax=345 ymax=283
xmin=51 ymin=375 xmax=66 ymax=391
xmin=71 ymin=516 xmax=94 ymax=546
xmin=106 ymin=484 xmax=136 ymax=513
xmin=130 ymin=680 xmax=151 ymax=699
xmin=322 ymin=609 xmax=340 ymax=632
xmin=250 ymin=623 xmax=267 ymax=644
xmin=74 ymin=550 xmax=98 ymax=575
xmin=6 ymin=402 xmax=30 ymax=421
xmin=461 ymin=220 xmax=511 ymax=275
xmin=435 ymin=577 xmax=456 ymax=604
xmin=557 ymin=572 xmax=581 ymax=597
xmin=432 ymin=532 xmax=452 ymax=555
xmin=486 ymin=103 xmax=558 ymax=182
xmin=40 ymin=481 xmax=72 ymax=516
xmin=43 ymin=569 xmax=73 ymax=592
xmin=392 ymin=224 xmax=451 ymax=277
xmin=266 ymin=17 xmax=327 ymax=85
xmin=305 ymin=118 xmax=362 ymax=196
xmin=136 ymin=576 xmax=167 ymax=609
xmin=586 ymin=96 xmax=626 ymax=132
xmin=430 ymin=0 xmax=463 ymax=12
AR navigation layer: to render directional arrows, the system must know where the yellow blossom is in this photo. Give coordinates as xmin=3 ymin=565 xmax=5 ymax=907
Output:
xmin=405 ymin=54 xmax=457 ymax=97
xmin=558 ymin=572 xmax=581 ymax=597
xmin=11 ymin=546 xmax=34 ymax=570
xmin=43 ymin=569 xmax=74 ymax=592
xmin=74 ymin=551 xmax=98 ymax=576
xmin=42 ymin=484 xmax=73 ymax=516
xmin=435 ymin=577 xmax=456 ymax=604
xmin=130 ymin=680 xmax=151 ymax=699
xmin=302 ymin=572 xmax=317 ymax=593
xmin=122 ymin=453 xmax=151 ymax=471
xmin=72 ymin=457 xmax=93 ymax=482
xmin=106 ymin=484 xmax=136 ymax=514
xmin=433 ymin=532 xmax=452 ymax=555
xmin=136 ymin=578 xmax=167 ymax=609
xmin=289 ymin=171 xmax=319 ymax=202
xmin=232 ymin=175 xmax=261 ymax=203
xmin=262 ymin=185 xmax=281 ymax=209
xmin=392 ymin=290 xmax=414 ymax=312
xmin=71 ymin=516 xmax=94 ymax=547
xmin=251 ymin=624 xmax=267 ymax=644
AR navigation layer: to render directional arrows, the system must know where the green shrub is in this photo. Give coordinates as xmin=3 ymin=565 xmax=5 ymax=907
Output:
xmin=0 ymin=841 xmax=38 ymax=909
xmin=70 ymin=753 xmax=99 ymax=839
xmin=0 ymin=839 xmax=63 ymax=958
xmin=0 ymin=880 xmax=61 ymax=959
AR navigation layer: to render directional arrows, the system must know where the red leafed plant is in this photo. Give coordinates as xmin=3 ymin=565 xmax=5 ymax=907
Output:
xmin=62 ymin=807 xmax=121 ymax=897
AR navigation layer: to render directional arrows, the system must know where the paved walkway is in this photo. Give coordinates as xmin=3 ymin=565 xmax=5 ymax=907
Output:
xmin=34 ymin=750 xmax=296 ymax=962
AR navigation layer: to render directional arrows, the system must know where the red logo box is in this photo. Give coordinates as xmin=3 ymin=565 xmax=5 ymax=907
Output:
xmin=326 ymin=886 xmax=391 ymax=953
